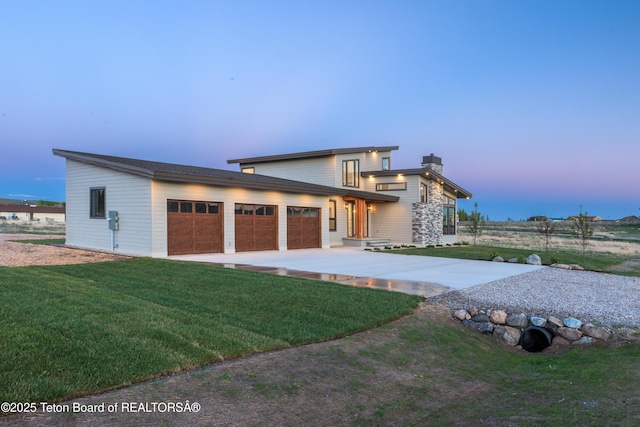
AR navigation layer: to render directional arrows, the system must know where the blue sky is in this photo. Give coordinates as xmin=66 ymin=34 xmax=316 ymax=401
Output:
xmin=1 ymin=0 xmax=638 ymax=220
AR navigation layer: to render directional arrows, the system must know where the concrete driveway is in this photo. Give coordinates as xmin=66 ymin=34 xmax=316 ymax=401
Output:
xmin=169 ymin=247 xmax=544 ymax=297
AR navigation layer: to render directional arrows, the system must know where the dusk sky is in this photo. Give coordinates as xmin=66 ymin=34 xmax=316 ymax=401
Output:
xmin=1 ymin=0 xmax=638 ymax=220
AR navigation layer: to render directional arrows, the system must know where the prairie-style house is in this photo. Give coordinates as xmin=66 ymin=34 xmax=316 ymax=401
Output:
xmin=53 ymin=146 xmax=471 ymax=257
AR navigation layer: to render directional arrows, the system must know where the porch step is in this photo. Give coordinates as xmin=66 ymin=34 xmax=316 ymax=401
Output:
xmin=365 ymin=239 xmax=392 ymax=248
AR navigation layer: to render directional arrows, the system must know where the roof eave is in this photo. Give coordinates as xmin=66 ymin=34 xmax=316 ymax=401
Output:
xmin=227 ymin=145 xmax=400 ymax=165
xmin=362 ymin=168 xmax=472 ymax=199
xmin=53 ymin=149 xmax=155 ymax=179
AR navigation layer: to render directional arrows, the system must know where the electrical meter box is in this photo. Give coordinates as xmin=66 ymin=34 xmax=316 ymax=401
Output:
xmin=108 ymin=211 xmax=119 ymax=230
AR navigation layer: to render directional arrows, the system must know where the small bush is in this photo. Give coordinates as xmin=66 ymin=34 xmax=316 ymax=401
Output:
xmin=462 ymin=241 xmax=470 ymax=245
xmin=550 ymin=256 xmax=560 ymax=264
xmin=518 ymin=256 xmax=525 ymax=264
xmin=489 ymin=251 xmax=500 ymax=259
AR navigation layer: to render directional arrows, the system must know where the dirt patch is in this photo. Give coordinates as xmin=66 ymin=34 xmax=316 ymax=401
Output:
xmin=0 ymin=234 xmax=128 ymax=266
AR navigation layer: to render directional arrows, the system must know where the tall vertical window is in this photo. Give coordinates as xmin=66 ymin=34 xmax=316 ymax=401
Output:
xmin=329 ymin=199 xmax=337 ymax=231
xmin=90 ymin=187 xmax=106 ymax=218
xmin=420 ymin=183 xmax=428 ymax=202
xmin=342 ymin=159 xmax=359 ymax=187
xmin=442 ymin=195 xmax=456 ymax=235
xmin=382 ymin=157 xmax=390 ymax=170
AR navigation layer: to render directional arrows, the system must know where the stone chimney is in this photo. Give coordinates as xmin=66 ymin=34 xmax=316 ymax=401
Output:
xmin=421 ymin=153 xmax=443 ymax=174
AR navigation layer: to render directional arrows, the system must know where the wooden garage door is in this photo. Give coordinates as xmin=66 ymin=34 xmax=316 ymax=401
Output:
xmin=234 ymin=204 xmax=278 ymax=252
xmin=167 ymin=200 xmax=223 ymax=255
xmin=287 ymin=207 xmax=320 ymax=249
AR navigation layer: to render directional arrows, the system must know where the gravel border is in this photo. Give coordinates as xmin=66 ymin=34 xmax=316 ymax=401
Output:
xmin=426 ymin=267 xmax=640 ymax=328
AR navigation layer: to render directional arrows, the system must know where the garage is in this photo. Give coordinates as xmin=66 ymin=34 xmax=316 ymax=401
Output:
xmin=287 ymin=206 xmax=321 ymax=249
xmin=167 ymin=200 xmax=223 ymax=255
xmin=234 ymin=203 xmax=278 ymax=252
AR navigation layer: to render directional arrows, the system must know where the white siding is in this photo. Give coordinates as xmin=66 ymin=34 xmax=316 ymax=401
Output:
xmin=151 ymin=181 xmax=330 ymax=256
xmin=367 ymin=175 xmax=418 ymax=243
xmin=242 ymin=157 xmax=336 ymax=187
xmin=65 ymin=160 xmax=152 ymax=255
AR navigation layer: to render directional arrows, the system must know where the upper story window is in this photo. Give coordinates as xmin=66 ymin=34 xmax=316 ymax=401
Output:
xmin=242 ymin=167 xmax=255 ymax=174
xmin=342 ymin=159 xmax=359 ymax=187
xmin=382 ymin=157 xmax=390 ymax=170
xmin=90 ymin=187 xmax=106 ymax=218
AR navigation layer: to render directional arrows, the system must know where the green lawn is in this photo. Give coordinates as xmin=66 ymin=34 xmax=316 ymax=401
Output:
xmin=0 ymin=258 xmax=420 ymax=403
xmin=8 ymin=238 xmax=66 ymax=245
xmin=389 ymin=245 xmax=639 ymax=276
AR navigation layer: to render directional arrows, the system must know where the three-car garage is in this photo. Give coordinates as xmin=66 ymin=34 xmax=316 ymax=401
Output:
xmin=167 ymin=199 xmax=321 ymax=255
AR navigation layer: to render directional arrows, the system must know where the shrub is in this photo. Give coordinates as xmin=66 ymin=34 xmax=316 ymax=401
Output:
xmin=550 ymin=256 xmax=560 ymax=264
xmin=489 ymin=251 xmax=500 ymax=259
xmin=518 ymin=256 xmax=525 ymax=264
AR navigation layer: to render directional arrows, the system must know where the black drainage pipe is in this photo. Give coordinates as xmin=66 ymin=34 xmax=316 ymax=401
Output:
xmin=520 ymin=326 xmax=554 ymax=352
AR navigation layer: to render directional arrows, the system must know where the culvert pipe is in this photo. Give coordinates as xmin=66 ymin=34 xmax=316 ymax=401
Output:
xmin=520 ymin=326 xmax=553 ymax=352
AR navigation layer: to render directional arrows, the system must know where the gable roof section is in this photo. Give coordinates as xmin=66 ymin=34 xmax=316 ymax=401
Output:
xmin=227 ymin=146 xmax=399 ymax=165
xmin=362 ymin=167 xmax=472 ymax=199
xmin=53 ymin=149 xmax=399 ymax=202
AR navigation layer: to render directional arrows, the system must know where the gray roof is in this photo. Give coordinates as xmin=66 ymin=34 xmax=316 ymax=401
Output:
xmin=227 ymin=146 xmax=399 ymax=165
xmin=362 ymin=167 xmax=472 ymax=199
xmin=53 ymin=149 xmax=399 ymax=202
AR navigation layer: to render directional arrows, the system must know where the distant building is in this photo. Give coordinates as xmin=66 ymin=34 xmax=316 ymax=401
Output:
xmin=0 ymin=204 xmax=66 ymax=222
xmin=527 ymin=216 xmax=548 ymax=222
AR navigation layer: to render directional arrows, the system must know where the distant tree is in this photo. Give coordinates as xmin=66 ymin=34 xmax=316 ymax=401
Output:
xmin=457 ymin=208 xmax=469 ymax=222
xmin=570 ymin=212 xmax=594 ymax=261
xmin=535 ymin=219 xmax=556 ymax=263
xmin=467 ymin=202 xmax=487 ymax=245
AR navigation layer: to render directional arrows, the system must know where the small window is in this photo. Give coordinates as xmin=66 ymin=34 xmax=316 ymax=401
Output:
xmin=180 ymin=202 xmax=193 ymax=213
xmin=167 ymin=201 xmax=179 ymax=212
xmin=242 ymin=167 xmax=255 ymax=174
xmin=195 ymin=202 xmax=207 ymax=214
xmin=382 ymin=157 xmax=390 ymax=170
xmin=208 ymin=203 xmax=219 ymax=214
xmin=308 ymin=208 xmax=318 ymax=218
xmin=265 ymin=206 xmax=275 ymax=216
xmin=255 ymin=206 xmax=265 ymax=215
xmin=244 ymin=205 xmax=254 ymax=215
xmin=376 ymin=182 xmax=407 ymax=191
xmin=329 ymin=200 xmax=336 ymax=231
xmin=90 ymin=187 xmax=106 ymax=218
xmin=234 ymin=204 xmax=243 ymax=215
xmin=420 ymin=183 xmax=428 ymax=202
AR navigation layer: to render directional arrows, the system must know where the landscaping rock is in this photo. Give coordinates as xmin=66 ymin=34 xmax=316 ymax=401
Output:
xmin=453 ymin=309 xmax=470 ymax=321
xmin=493 ymin=325 xmax=521 ymax=346
xmin=547 ymin=316 xmax=564 ymax=329
xmin=468 ymin=307 xmax=479 ymax=317
xmin=573 ymin=336 xmax=596 ymax=345
xmin=489 ymin=309 xmax=508 ymax=325
xmin=507 ymin=258 xmax=519 ymax=263
xmin=563 ymin=317 xmax=583 ymax=329
xmin=506 ymin=313 xmax=529 ymax=328
xmin=581 ymin=323 xmax=612 ymax=340
xmin=529 ymin=316 xmax=547 ymax=327
xmin=471 ymin=313 xmax=490 ymax=323
xmin=462 ymin=320 xmax=494 ymax=334
xmin=558 ymin=326 xmax=583 ymax=341
xmin=570 ymin=264 xmax=585 ymax=271
xmin=525 ymin=254 xmax=542 ymax=265
xmin=551 ymin=263 xmax=571 ymax=269
xmin=492 ymin=256 xmax=504 ymax=262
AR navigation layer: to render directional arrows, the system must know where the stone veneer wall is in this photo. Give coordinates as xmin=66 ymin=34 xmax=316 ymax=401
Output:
xmin=412 ymin=181 xmax=443 ymax=245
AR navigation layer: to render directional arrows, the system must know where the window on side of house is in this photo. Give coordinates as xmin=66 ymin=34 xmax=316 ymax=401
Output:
xmin=420 ymin=183 xmax=428 ymax=202
xmin=342 ymin=159 xmax=359 ymax=187
xmin=90 ymin=187 xmax=106 ymax=218
xmin=442 ymin=195 xmax=456 ymax=235
xmin=382 ymin=157 xmax=390 ymax=170
xmin=329 ymin=199 xmax=337 ymax=231
xmin=376 ymin=182 xmax=407 ymax=191
xmin=242 ymin=167 xmax=255 ymax=174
